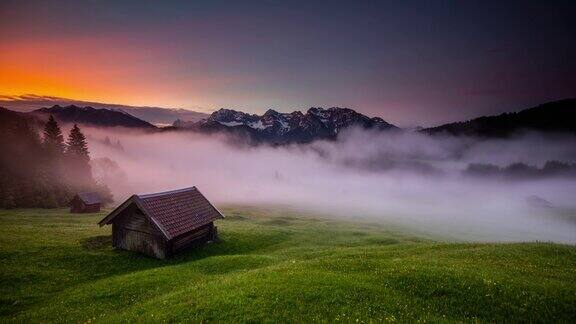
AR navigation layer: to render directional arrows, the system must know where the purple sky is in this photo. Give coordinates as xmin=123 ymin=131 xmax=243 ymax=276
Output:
xmin=1 ymin=0 xmax=575 ymax=126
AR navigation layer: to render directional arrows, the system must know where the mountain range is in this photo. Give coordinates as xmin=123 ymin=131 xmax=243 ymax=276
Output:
xmin=2 ymin=98 xmax=574 ymax=144
xmin=175 ymin=107 xmax=398 ymax=144
xmin=0 ymin=94 xmax=208 ymax=125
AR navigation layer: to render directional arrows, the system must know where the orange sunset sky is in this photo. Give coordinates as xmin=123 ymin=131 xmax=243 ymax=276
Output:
xmin=1 ymin=1 xmax=574 ymax=126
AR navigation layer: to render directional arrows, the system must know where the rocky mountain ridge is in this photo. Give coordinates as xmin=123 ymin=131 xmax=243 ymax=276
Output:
xmin=174 ymin=107 xmax=398 ymax=144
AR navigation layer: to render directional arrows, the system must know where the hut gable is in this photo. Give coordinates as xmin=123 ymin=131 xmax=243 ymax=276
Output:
xmin=98 ymin=187 xmax=224 ymax=258
xmin=112 ymin=204 xmax=162 ymax=236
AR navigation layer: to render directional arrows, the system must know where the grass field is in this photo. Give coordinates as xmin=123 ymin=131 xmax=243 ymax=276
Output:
xmin=1 ymin=206 xmax=575 ymax=322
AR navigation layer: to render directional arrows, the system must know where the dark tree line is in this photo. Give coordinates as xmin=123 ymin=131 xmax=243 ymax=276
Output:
xmin=465 ymin=161 xmax=576 ymax=179
xmin=0 ymin=108 xmax=112 ymax=208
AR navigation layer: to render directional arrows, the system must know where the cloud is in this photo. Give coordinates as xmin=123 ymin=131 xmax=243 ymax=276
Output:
xmin=85 ymin=127 xmax=576 ymax=243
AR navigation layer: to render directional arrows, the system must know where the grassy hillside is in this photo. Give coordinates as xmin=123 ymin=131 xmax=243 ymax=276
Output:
xmin=1 ymin=206 xmax=575 ymax=322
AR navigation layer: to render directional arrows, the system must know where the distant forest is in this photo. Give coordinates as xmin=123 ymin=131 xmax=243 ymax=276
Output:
xmin=465 ymin=161 xmax=576 ymax=179
xmin=0 ymin=108 xmax=112 ymax=208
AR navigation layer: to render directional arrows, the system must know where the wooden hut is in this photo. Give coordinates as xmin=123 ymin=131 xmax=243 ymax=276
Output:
xmin=70 ymin=192 xmax=101 ymax=213
xmin=98 ymin=187 xmax=224 ymax=259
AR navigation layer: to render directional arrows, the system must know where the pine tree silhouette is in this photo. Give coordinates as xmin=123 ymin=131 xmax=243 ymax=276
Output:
xmin=65 ymin=124 xmax=94 ymax=188
xmin=0 ymin=110 xmax=113 ymax=208
xmin=42 ymin=115 xmax=65 ymax=156
xmin=66 ymin=124 xmax=90 ymax=161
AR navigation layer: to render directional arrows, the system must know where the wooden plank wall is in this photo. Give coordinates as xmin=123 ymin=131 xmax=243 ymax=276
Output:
xmin=114 ymin=206 xmax=162 ymax=235
xmin=171 ymin=223 xmax=214 ymax=254
xmin=113 ymin=226 xmax=166 ymax=259
xmin=112 ymin=206 xmax=167 ymax=259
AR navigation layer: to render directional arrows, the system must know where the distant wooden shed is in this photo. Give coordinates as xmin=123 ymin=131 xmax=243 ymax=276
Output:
xmin=98 ymin=187 xmax=224 ymax=259
xmin=70 ymin=192 xmax=101 ymax=213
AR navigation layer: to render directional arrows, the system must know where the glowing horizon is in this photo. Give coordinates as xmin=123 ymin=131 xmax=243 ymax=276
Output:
xmin=1 ymin=1 xmax=574 ymax=126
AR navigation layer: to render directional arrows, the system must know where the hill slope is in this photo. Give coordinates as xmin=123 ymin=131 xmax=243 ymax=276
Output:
xmin=0 ymin=107 xmax=43 ymax=129
xmin=1 ymin=207 xmax=575 ymax=322
xmin=1 ymin=94 xmax=208 ymax=125
xmin=32 ymin=105 xmax=157 ymax=129
xmin=423 ymin=99 xmax=576 ymax=137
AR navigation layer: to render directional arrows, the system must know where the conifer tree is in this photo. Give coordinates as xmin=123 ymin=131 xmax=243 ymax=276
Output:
xmin=0 ymin=109 xmax=112 ymax=208
xmin=65 ymin=124 xmax=94 ymax=188
xmin=43 ymin=115 xmax=65 ymax=156
xmin=66 ymin=124 xmax=90 ymax=162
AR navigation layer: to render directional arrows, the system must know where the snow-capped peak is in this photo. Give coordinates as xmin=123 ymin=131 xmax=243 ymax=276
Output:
xmin=174 ymin=106 xmax=397 ymax=144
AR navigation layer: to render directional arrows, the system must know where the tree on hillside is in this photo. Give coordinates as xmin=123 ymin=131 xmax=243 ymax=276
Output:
xmin=41 ymin=115 xmax=69 ymax=206
xmin=65 ymin=124 xmax=95 ymax=189
xmin=0 ymin=110 xmax=113 ymax=208
xmin=43 ymin=115 xmax=65 ymax=156
xmin=0 ymin=109 xmax=59 ymax=208
xmin=66 ymin=124 xmax=90 ymax=161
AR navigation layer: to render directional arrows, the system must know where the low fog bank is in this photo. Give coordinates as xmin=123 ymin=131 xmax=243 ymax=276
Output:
xmin=87 ymin=127 xmax=576 ymax=243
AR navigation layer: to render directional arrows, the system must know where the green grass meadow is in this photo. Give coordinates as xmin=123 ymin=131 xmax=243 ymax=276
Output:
xmin=1 ymin=206 xmax=575 ymax=322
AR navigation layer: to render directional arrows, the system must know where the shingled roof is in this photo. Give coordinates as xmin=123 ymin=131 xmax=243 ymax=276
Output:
xmin=98 ymin=187 xmax=224 ymax=240
xmin=76 ymin=192 xmax=101 ymax=205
